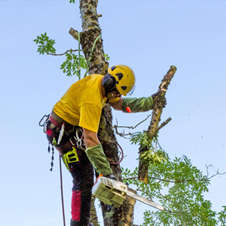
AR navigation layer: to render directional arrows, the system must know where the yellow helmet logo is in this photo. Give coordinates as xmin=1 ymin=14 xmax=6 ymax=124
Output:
xmin=108 ymin=65 xmax=136 ymax=96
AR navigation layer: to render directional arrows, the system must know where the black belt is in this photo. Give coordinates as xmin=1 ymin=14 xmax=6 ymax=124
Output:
xmin=50 ymin=111 xmax=74 ymax=131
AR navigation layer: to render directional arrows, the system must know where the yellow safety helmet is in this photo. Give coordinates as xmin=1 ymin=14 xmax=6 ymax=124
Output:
xmin=107 ymin=65 xmax=136 ymax=96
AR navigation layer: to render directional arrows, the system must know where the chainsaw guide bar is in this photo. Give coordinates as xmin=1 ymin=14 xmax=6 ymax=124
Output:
xmin=92 ymin=176 xmax=164 ymax=211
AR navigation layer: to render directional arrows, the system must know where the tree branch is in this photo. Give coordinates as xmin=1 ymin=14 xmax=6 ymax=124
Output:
xmin=138 ymin=66 xmax=177 ymax=183
xmin=113 ymin=114 xmax=152 ymax=137
xmin=47 ymin=49 xmax=79 ymax=56
xmin=125 ymin=167 xmax=226 ymax=184
xmin=147 ymin=117 xmax=172 ymax=140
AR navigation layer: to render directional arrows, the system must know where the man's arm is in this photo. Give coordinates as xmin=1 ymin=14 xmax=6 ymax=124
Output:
xmin=82 ymin=127 xmax=113 ymax=176
xmin=83 ymin=128 xmax=100 ymax=148
xmin=109 ymin=96 xmax=155 ymax=113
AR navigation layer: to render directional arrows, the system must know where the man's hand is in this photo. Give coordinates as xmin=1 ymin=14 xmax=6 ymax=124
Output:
xmin=151 ymin=89 xmax=167 ymax=108
xmin=151 ymin=89 xmax=162 ymax=99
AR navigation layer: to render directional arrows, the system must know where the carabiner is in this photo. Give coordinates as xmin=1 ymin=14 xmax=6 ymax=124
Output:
xmin=76 ymin=127 xmax=85 ymax=151
xmin=39 ymin=114 xmax=50 ymax=133
xmin=39 ymin=114 xmax=50 ymax=127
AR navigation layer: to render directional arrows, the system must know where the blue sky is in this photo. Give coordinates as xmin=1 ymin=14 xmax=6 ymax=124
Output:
xmin=0 ymin=0 xmax=226 ymax=225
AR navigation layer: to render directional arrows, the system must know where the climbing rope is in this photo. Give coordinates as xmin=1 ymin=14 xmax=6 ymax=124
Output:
xmin=78 ymin=32 xmax=81 ymax=80
xmin=108 ymin=142 xmax=124 ymax=165
xmin=84 ymin=34 xmax=101 ymax=77
xmin=59 ymin=154 xmax=66 ymax=226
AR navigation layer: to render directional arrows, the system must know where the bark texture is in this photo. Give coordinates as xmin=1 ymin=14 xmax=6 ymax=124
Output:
xmin=72 ymin=0 xmax=136 ymax=225
xmin=98 ymin=105 xmax=136 ymax=226
xmin=138 ymin=66 xmax=177 ymax=183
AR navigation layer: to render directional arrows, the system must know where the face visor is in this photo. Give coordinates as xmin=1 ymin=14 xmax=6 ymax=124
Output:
xmin=126 ymin=85 xmax=135 ymax=96
xmin=119 ymin=84 xmax=135 ymax=96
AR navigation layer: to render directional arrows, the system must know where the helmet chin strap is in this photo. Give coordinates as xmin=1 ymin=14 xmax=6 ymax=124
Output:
xmin=105 ymin=87 xmax=117 ymax=103
xmin=104 ymin=87 xmax=117 ymax=98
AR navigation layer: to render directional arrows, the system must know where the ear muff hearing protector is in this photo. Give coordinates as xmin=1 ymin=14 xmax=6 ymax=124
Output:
xmin=102 ymin=73 xmax=117 ymax=91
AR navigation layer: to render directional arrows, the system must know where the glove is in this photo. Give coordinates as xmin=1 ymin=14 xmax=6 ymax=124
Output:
xmin=151 ymin=89 xmax=162 ymax=99
xmin=85 ymin=143 xmax=113 ymax=176
xmin=151 ymin=89 xmax=167 ymax=108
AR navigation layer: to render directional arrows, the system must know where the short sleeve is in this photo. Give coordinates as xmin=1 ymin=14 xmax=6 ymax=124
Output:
xmin=79 ymin=103 xmax=102 ymax=133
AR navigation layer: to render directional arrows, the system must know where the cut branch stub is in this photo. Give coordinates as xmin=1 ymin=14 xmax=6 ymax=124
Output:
xmin=138 ymin=66 xmax=177 ymax=183
xmin=69 ymin=28 xmax=79 ymax=41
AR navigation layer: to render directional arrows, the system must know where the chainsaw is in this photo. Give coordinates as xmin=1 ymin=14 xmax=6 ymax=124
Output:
xmin=92 ymin=176 xmax=164 ymax=211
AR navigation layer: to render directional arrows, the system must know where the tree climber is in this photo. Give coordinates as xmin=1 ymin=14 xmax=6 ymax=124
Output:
xmin=45 ymin=65 xmax=162 ymax=226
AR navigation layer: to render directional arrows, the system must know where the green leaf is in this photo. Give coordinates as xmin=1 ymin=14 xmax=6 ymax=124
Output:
xmin=33 ymin=33 xmax=56 ymax=55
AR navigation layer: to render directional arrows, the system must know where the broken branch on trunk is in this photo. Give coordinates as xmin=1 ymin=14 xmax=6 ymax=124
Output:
xmin=147 ymin=117 xmax=172 ymax=141
xmin=138 ymin=66 xmax=177 ymax=183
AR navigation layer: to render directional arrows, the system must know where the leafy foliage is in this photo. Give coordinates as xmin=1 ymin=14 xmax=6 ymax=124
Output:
xmin=104 ymin=53 xmax=110 ymax=62
xmin=69 ymin=0 xmax=75 ymax=3
xmin=131 ymin=132 xmax=154 ymax=149
xmin=33 ymin=32 xmax=56 ymax=55
xmin=140 ymin=149 xmax=168 ymax=165
xmin=34 ymin=33 xmax=110 ymax=79
xmin=130 ymin=132 xmax=168 ymax=165
xmin=60 ymin=51 xmax=87 ymax=77
xmin=122 ymin=156 xmax=219 ymax=225
xmin=218 ymin=206 xmax=226 ymax=225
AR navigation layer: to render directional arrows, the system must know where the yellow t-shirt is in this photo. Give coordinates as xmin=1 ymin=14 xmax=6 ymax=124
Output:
xmin=53 ymin=74 xmax=117 ymax=133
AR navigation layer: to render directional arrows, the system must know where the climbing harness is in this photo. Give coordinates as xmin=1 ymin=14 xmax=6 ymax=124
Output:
xmin=62 ymin=146 xmax=80 ymax=171
xmin=39 ymin=113 xmax=85 ymax=165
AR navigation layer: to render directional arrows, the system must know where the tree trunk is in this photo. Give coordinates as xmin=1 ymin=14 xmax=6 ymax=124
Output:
xmin=70 ymin=0 xmax=136 ymax=225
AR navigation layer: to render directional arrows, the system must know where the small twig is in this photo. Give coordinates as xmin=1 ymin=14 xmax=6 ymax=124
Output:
xmin=113 ymin=114 xmax=152 ymax=130
xmin=47 ymin=49 xmax=80 ymax=56
xmin=147 ymin=117 xmax=172 ymax=140
xmin=113 ymin=116 xmax=171 ymax=140
xmin=113 ymin=114 xmax=152 ymax=137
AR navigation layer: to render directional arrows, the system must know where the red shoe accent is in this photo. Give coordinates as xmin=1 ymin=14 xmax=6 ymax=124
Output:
xmin=71 ymin=190 xmax=82 ymax=222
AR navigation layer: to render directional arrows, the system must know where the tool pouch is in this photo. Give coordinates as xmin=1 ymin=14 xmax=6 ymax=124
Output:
xmin=62 ymin=146 xmax=80 ymax=171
